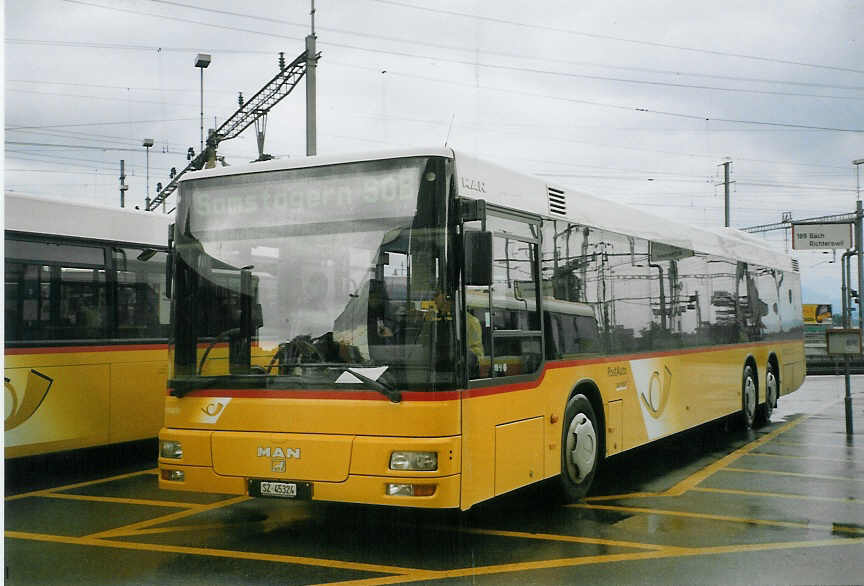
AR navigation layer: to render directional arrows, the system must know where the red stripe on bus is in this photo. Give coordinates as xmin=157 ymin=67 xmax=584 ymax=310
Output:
xmin=170 ymin=339 xmax=795 ymax=402
xmin=5 ymin=343 xmax=169 ymax=355
xmin=170 ymin=389 xmax=462 ymax=401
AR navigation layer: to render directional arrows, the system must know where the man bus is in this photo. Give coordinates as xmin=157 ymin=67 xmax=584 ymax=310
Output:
xmin=158 ymin=148 xmax=804 ymax=509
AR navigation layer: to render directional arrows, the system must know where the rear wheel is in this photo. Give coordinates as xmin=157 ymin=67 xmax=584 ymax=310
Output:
xmin=756 ymin=363 xmax=778 ymax=426
xmin=558 ymin=394 xmax=600 ymax=502
xmin=741 ymin=364 xmax=757 ymax=430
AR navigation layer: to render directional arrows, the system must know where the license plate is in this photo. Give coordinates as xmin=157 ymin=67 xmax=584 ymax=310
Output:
xmin=250 ymin=479 xmax=312 ymax=499
xmin=259 ymin=481 xmax=297 ymax=498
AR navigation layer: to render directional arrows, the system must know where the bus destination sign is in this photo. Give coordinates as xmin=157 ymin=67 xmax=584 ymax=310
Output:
xmin=791 ymin=222 xmax=853 ymax=250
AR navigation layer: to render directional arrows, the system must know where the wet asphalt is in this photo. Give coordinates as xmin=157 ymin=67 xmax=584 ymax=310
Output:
xmin=5 ymin=375 xmax=864 ymax=585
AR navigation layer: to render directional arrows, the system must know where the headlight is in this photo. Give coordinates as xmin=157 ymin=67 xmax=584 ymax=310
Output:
xmin=160 ymin=440 xmax=183 ymax=459
xmin=389 ymin=451 xmax=437 ymax=471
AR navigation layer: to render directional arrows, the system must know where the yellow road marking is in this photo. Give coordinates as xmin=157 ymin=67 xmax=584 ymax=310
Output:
xmin=744 ymin=452 xmax=857 ymax=464
xmin=770 ymin=440 xmax=864 ymax=451
xmin=691 ymin=486 xmax=863 ymax=503
xmin=114 ymin=521 xmax=259 ymax=537
xmin=780 ymin=427 xmax=861 ymax=439
xmin=583 ymin=491 xmax=663 ymax=502
xmin=5 ymin=469 xmax=158 ymax=502
xmin=585 ymin=414 xmax=810 ymax=503
xmin=568 ymin=503 xmax=864 ymax=535
xmin=10 ymin=527 xmax=864 ymax=586
xmin=689 ymin=537 xmax=864 ymax=555
xmin=39 ymin=492 xmax=196 ymax=508
xmin=5 ymin=530 xmax=418 ymax=576
xmin=86 ymin=495 xmax=251 ymax=539
xmin=723 ymin=467 xmax=864 ymax=482
xmin=663 ymin=418 xmax=811 ymax=496
xmin=457 ymin=527 xmax=679 ymax=551
xmin=318 ymin=536 xmax=864 ymax=586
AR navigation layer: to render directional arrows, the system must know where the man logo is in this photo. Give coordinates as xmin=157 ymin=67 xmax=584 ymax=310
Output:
xmin=257 ymin=447 xmax=301 ymax=459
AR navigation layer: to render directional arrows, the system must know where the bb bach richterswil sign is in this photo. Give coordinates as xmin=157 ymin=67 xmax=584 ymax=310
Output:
xmin=791 ymin=222 xmax=854 ymax=250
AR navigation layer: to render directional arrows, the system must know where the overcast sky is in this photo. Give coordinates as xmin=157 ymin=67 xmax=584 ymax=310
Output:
xmin=4 ymin=0 xmax=864 ymax=309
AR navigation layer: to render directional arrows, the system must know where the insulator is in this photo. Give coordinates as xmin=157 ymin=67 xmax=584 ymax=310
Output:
xmin=187 ymin=147 xmax=195 ymax=161
xmin=157 ymin=182 xmax=163 ymax=192
xmin=170 ymin=167 xmax=176 ymax=178
xmin=279 ymin=52 xmax=285 ymax=70
xmin=238 ymin=92 xmax=244 ymax=106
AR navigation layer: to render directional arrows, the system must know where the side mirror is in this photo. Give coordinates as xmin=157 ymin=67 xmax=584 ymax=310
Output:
xmin=465 ymin=231 xmax=492 ymax=286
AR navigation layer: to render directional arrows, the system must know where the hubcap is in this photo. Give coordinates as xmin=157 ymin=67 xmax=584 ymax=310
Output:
xmin=744 ymin=375 xmax=757 ymax=421
xmin=766 ymin=371 xmax=778 ymax=411
xmin=566 ymin=413 xmax=597 ymax=483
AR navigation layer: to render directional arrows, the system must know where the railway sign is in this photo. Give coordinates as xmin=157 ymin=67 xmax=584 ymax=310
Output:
xmin=791 ymin=222 xmax=853 ymax=250
xmin=826 ymin=328 xmax=862 ymax=355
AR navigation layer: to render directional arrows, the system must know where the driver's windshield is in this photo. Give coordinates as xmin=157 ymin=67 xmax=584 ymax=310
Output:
xmin=170 ymin=156 xmax=458 ymax=393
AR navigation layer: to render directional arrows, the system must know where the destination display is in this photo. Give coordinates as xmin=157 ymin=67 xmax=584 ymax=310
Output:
xmin=186 ymin=159 xmax=425 ymax=234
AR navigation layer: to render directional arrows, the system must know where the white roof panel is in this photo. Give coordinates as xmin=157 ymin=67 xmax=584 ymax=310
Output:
xmin=4 ymin=193 xmax=171 ymax=247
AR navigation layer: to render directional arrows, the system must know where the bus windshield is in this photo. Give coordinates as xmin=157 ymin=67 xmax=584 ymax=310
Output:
xmin=170 ymin=156 xmax=458 ymax=394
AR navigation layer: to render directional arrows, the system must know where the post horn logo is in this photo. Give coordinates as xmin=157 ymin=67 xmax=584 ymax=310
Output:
xmin=202 ymin=402 xmax=224 ymax=417
xmin=5 ymin=369 xmax=54 ymax=431
xmin=640 ymin=366 xmax=672 ymax=418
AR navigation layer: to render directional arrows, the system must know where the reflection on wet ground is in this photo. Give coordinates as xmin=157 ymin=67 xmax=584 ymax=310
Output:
xmin=6 ymin=376 xmax=864 ymax=585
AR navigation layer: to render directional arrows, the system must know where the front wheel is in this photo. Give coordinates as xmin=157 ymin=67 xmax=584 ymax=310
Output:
xmin=755 ymin=363 xmax=778 ymax=426
xmin=558 ymin=394 xmax=600 ymax=502
xmin=741 ymin=364 xmax=758 ymax=430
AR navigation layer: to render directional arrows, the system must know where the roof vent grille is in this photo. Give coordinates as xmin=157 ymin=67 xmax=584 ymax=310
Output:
xmin=548 ymin=187 xmax=567 ymax=217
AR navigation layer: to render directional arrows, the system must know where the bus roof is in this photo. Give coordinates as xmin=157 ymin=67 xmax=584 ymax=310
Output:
xmin=179 ymin=147 xmax=794 ymax=272
xmin=452 ymin=151 xmax=795 ymax=272
xmin=4 ymin=193 xmax=171 ymax=247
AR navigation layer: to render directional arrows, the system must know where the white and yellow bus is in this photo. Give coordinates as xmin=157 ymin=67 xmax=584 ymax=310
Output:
xmin=4 ymin=194 xmax=171 ymax=459
xmin=158 ymin=148 xmax=805 ymax=509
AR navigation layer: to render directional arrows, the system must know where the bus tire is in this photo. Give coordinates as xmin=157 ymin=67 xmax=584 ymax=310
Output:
xmin=741 ymin=364 xmax=758 ymax=430
xmin=558 ymin=394 xmax=600 ymax=502
xmin=756 ymin=362 xmax=778 ymax=426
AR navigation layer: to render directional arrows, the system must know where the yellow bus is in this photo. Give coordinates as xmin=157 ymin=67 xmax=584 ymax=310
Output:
xmin=158 ymin=148 xmax=805 ymax=509
xmin=5 ymin=194 xmax=171 ymax=459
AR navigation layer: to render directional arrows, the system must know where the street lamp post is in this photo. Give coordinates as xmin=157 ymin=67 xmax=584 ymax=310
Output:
xmin=142 ymin=138 xmax=154 ymax=208
xmin=850 ymin=157 xmax=864 ymax=436
xmin=854 ymin=158 xmax=864 ymax=200
xmin=195 ymin=53 xmax=211 ymax=154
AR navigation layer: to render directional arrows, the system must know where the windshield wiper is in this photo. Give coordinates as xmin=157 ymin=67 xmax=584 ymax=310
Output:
xmin=345 ymin=368 xmax=401 ymax=403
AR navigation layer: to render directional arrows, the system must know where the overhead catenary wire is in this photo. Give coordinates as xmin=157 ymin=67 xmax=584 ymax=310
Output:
xmin=11 ymin=38 xmax=864 ymax=93
xmin=54 ymin=1 xmax=864 ymax=114
xmin=6 ymin=117 xmax=197 ymax=131
xmin=372 ymin=0 xmax=864 ymax=75
xmin=8 ymin=1 xmax=859 ymax=216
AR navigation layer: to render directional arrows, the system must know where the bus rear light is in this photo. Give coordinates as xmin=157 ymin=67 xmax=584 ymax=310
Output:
xmin=160 ymin=439 xmax=183 ymax=459
xmin=161 ymin=469 xmax=185 ymax=482
xmin=386 ymin=483 xmax=436 ymax=497
xmin=389 ymin=451 xmax=438 ymax=471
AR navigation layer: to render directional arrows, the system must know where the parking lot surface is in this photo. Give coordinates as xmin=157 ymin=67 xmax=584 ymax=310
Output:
xmin=5 ymin=375 xmax=864 ymax=585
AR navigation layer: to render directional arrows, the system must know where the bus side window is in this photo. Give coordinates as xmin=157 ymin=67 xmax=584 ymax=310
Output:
xmin=575 ymin=315 xmax=599 ymax=353
xmin=545 ymin=311 xmax=599 ymax=358
xmin=114 ymin=248 xmax=169 ymax=340
xmin=5 ymin=238 xmax=108 ymax=343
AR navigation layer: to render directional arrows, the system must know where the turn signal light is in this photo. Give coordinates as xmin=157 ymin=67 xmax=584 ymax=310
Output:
xmin=386 ymin=483 xmax=436 ymax=497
